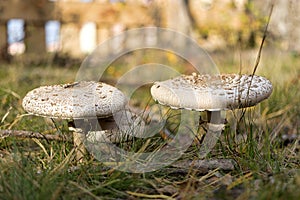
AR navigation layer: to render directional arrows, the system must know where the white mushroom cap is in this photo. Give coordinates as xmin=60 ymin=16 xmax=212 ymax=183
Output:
xmin=150 ymin=73 xmax=273 ymax=111
xmin=22 ymin=81 xmax=128 ymax=119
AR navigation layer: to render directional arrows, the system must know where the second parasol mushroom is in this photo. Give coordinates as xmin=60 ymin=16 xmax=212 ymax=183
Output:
xmin=150 ymin=73 xmax=273 ymax=157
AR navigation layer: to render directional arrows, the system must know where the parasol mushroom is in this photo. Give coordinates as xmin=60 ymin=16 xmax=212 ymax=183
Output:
xmin=22 ymin=81 xmax=128 ymax=161
xmin=150 ymin=73 xmax=273 ymax=157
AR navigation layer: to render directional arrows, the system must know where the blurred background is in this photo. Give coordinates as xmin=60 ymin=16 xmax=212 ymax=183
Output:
xmin=0 ymin=0 xmax=299 ymax=64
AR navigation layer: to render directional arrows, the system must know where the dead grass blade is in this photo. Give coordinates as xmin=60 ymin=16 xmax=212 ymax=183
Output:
xmin=31 ymin=138 xmax=51 ymax=160
xmin=1 ymin=106 xmax=12 ymax=124
xmin=269 ymin=114 xmax=288 ymax=143
xmin=48 ymin=148 xmax=75 ymax=176
xmin=0 ymin=88 xmax=21 ymax=99
xmin=126 ymin=191 xmax=176 ymax=200
xmin=199 ymin=167 xmax=220 ymax=182
xmin=7 ymin=114 xmax=29 ymax=129
xmin=242 ymin=3 xmax=274 ymax=119
xmin=227 ymin=172 xmax=253 ymax=190
xmin=266 ymin=104 xmax=293 ymax=119
xmin=251 ymin=3 xmax=274 ymax=76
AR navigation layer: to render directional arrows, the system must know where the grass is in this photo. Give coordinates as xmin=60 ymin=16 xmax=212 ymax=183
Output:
xmin=0 ymin=47 xmax=299 ymax=199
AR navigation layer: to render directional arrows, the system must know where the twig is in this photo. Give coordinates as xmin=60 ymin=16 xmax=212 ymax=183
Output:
xmin=172 ymin=158 xmax=236 ymax=173
xmin=0 ymin=129 xmax=72 ymax=142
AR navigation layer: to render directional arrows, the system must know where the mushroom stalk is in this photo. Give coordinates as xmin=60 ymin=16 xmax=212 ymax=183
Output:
xmin=198 ymin=110 xmax=224 ymax=158
xmin=207 ymin=110 xmax=221 ymax=124
xmin=73 ymin=131 xmax=86 ymax=161
xmin=70 ymin=117 xmax=120 ymax=162
xmin=68 ymin=119 xmax=87 ymax=162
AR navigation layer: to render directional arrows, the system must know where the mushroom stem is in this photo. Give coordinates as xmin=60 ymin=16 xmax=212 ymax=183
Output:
xmin=207 ymin=110 xmax=221 ymax=124
xmin=199 ymin=111 xmax=224 ymax=158
xmin=73 ymin=131 xmax=86 ymax=162
xmin=70 ymin=117 xmax=119 ymax=162
xmin=98 ymin=116 xmax=117 ymax=130
xmin=68 ymin=119 xmax=87 ymax=162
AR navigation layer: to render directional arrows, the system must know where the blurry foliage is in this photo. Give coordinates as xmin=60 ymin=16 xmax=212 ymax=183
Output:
xmin=191 ymin=0 xmax=271 ymax=49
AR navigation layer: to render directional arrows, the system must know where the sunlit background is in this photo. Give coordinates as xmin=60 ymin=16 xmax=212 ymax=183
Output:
xmin=2 ymin=0 xmax=300 ymax=60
